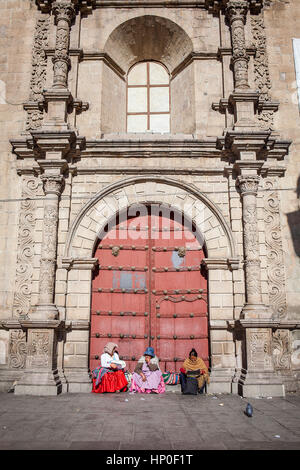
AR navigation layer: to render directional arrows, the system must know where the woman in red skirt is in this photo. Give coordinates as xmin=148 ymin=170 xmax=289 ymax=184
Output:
xmin=92 ymin=342 xmax=128 ymax=393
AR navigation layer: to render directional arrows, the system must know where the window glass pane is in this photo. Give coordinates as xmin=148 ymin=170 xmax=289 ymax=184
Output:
xmin=149 ymin=87 xmax=169 ymax=112
xmin=128 ymin=63 xmax=147 ymax=85
xmin=128 ymin=87 xmax=147 ymax=113
xmin=150 ymin=114 xmax=170 ymax=133
xmin=127 ymin=114 xmax=148 ymax=132
xmin=149 ymin=62 xmax=169 ymax=85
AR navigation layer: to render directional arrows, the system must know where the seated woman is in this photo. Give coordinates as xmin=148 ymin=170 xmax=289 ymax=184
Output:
xmin=130 ymin=347 xmax=165 ymax=394
xmin=180 ymin=348 xmax=209 ymax=394
xmin=92 ymin=342 xmax=128 ymax=393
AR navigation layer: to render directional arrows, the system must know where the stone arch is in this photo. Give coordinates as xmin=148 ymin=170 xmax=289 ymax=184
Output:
xmin=64 ymin=176 xmax=237 ymax=260
xmin=101 ymin=15 xmax=195 ymax=134
xmin=104 ymin=15 xmax=194 ymax=74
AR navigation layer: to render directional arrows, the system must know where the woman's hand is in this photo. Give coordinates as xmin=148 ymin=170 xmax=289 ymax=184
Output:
xmin=110 ymin=363 xmax=117 ymax=370
xmin=140 ymin=373 xmax=146 ymax=382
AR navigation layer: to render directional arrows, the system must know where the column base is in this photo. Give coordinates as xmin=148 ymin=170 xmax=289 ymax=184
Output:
xmin=240 ymin=303 xmax=273 ymax=320
xmin=238 ymin=370 xmax=285 ymax=398
xmin=29 ymin=303 xmax=59 ymax=321
xmin=207 ymin=368 xmax=234 ymax=394
xmin=14 ymin=368 xmax=62 ymax=396
xmin=64 ymin=368 xmax=92 ymax=393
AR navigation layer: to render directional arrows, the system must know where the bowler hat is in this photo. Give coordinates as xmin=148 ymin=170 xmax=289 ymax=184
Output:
xmin=144 ymin=347 xmax=155 ymax=357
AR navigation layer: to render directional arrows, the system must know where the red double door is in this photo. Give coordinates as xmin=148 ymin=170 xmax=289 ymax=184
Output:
xmin=90 ymin=209 xmax=209 ymax=373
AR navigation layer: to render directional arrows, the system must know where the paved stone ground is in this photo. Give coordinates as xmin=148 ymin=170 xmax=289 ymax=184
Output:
xmin=0 ymin=391 xmax=300 ymax=451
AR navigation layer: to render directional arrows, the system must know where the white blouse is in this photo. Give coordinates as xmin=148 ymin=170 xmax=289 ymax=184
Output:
xmin=101 ymin=352 xmax=126 ymax=369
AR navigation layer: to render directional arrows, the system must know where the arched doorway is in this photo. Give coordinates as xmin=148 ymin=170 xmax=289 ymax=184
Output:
xmin=89 ymin=205 xmax=209 ymax=373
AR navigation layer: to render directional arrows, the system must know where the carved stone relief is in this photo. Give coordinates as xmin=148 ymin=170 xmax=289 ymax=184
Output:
xmin=248 ymin=328 xmax=273 ymax=371
xmin=272 ymin=329 xmax=291 ymax=370
xmin=27 ymin=330 xmax=51 ymax=368
xmin=251 ymin=12 xmax=274 ymax=130
xmin=8 ymin=330 xmax=27 ymax=369
xmin=12 ymin=177 xmax=42 ymax=318
xmin=264 ymin=178 xmax=287 ymax=318
xmin=26 ymin=14 xmax=50 ymax=131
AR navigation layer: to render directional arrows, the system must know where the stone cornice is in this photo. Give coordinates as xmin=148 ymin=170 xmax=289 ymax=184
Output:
xmin=228 ymin=319 xmax=300 ymax=330
xmin=36 ymin=0 xmax=264 ymax=13
xmin=60 ymin=257 xmax=99 ymax=270
xmin=202 ymin=257 xmax=240 ymax=270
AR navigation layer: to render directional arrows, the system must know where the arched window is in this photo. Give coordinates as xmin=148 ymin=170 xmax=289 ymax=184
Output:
xmin=127 ymin=61 xmax=170 ymax=133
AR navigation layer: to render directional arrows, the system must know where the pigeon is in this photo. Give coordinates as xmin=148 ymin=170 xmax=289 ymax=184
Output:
xmin=245 ymin=403 xmax=253 ymax=417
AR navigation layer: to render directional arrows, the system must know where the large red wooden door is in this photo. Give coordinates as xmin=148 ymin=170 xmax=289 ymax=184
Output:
xmin=89 ymin=208 xmax=209 ymax=373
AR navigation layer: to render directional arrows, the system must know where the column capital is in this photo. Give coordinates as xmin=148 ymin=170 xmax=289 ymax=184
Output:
xmin=52 ymin=1 xmax=76 ymax=26
xmin=236 ymin=175 xmax=260 ymax=195
xmin=226 ymin=1 xmax=248 ymax=24
xmin=40 ymin=174 xmax=65 ymax=196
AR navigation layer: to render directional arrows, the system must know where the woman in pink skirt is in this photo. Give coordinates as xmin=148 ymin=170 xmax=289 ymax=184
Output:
xmin=130 ymin=347 xmax=165 ymax=394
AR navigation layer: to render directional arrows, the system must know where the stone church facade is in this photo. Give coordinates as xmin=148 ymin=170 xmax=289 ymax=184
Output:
xmin=0 ymin=0 xmax=300 ymax=397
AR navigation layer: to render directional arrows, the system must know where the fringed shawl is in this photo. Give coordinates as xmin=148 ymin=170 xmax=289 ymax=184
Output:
xmin=183 ymin=356 xmax=210 ymax=388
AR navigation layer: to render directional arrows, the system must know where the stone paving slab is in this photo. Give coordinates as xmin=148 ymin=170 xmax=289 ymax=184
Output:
xmin=0 ymin=392 xmax=300 ymax=451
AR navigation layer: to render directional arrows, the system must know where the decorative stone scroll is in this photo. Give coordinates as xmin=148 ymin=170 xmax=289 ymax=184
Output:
xmin=272 ymin=329 xmax=291 ymax=370
xmin=251 ymin=12 xmax=274 ymax=130
xmin=12 ymin=177 xmax=42 ymax=318
xmin=26 ymin=14 xmax=50 ymax=130
xmin=8 ymin=330 xmax=27 ymax=369
xmin=52 ymin=1 xmax=75 ymax=89
xmin=226 ymin=1 xmax=250 ymax=90
xmin=264 ymin=178 xmax=287 ymax=318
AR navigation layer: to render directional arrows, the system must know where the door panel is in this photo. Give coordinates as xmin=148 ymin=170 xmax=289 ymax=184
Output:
xmin=90 ymin=209 xmax=209 ymax=373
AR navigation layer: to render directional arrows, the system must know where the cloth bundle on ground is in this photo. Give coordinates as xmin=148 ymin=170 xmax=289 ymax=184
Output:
xmin=162 ymin=372 xmax=180 ymax=385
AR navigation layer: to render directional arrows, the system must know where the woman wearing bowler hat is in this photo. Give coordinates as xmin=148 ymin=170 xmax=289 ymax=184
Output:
xmin=130 ymin=346 xmax=165 ymax=394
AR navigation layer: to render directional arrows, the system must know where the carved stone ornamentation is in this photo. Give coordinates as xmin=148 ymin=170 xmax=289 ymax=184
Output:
xmin=26 ymin=14 xmax=50 ymax=130
xmin=251 ymin=13 xmax=274 ymax=130
xmin=52 ymin=1 xmax=75 ymax=89
xmin=111 ymin=246 xmax=120 ymax=257
xmin=237 ymin=175 xmax=263 ymax=306
xmin=27 ymin=330 xmax=50 ymax=368
xmin=177 ymin=247 xmax=186 ymax=258
xmin=226 ymin=0 xmax=250 ymax=90
xmin=248 ymin=328 xmax=273 ymax=371
xmin=9 ymin=330 xmax=27 ymax=369
xmin=264 ymin=179 xmax=287 ymax=318
xmin=13 ymin=177 xmax=42 ymax=318
xmin=237 ymin=175 xmax=259 ymax=196
xmin=272 ymin=329 xmax=291 ymax=370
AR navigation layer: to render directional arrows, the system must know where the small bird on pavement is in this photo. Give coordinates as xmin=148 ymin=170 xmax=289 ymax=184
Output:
xmin=245 ymin=403 xmax=253 ymax=417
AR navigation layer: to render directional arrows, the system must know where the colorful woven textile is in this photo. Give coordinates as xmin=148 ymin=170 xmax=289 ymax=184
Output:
xmin=162 ymin=372 xmax=180 ymax=385
xmin=92 ymin=366 xmax=111 ymax=386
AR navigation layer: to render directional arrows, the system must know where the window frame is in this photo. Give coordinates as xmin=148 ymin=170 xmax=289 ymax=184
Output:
xmin=126 ymin=60 xmax=171 ymax=132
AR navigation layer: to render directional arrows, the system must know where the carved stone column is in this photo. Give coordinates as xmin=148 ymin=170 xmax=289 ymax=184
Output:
xmin=225 ymin=0 xmax=259 ymax=129
xmin=31 ymin=173 xmax=64 ymax=321
xmin=43 ymin=1 xmax=75 ymax=130
xmin=237 ymin=175 xmax=265 ymax=313
xmin=226 ymin=0 xmax=249 ymax=91
xmin=52 ymin=0 xmax=75 ymax=89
